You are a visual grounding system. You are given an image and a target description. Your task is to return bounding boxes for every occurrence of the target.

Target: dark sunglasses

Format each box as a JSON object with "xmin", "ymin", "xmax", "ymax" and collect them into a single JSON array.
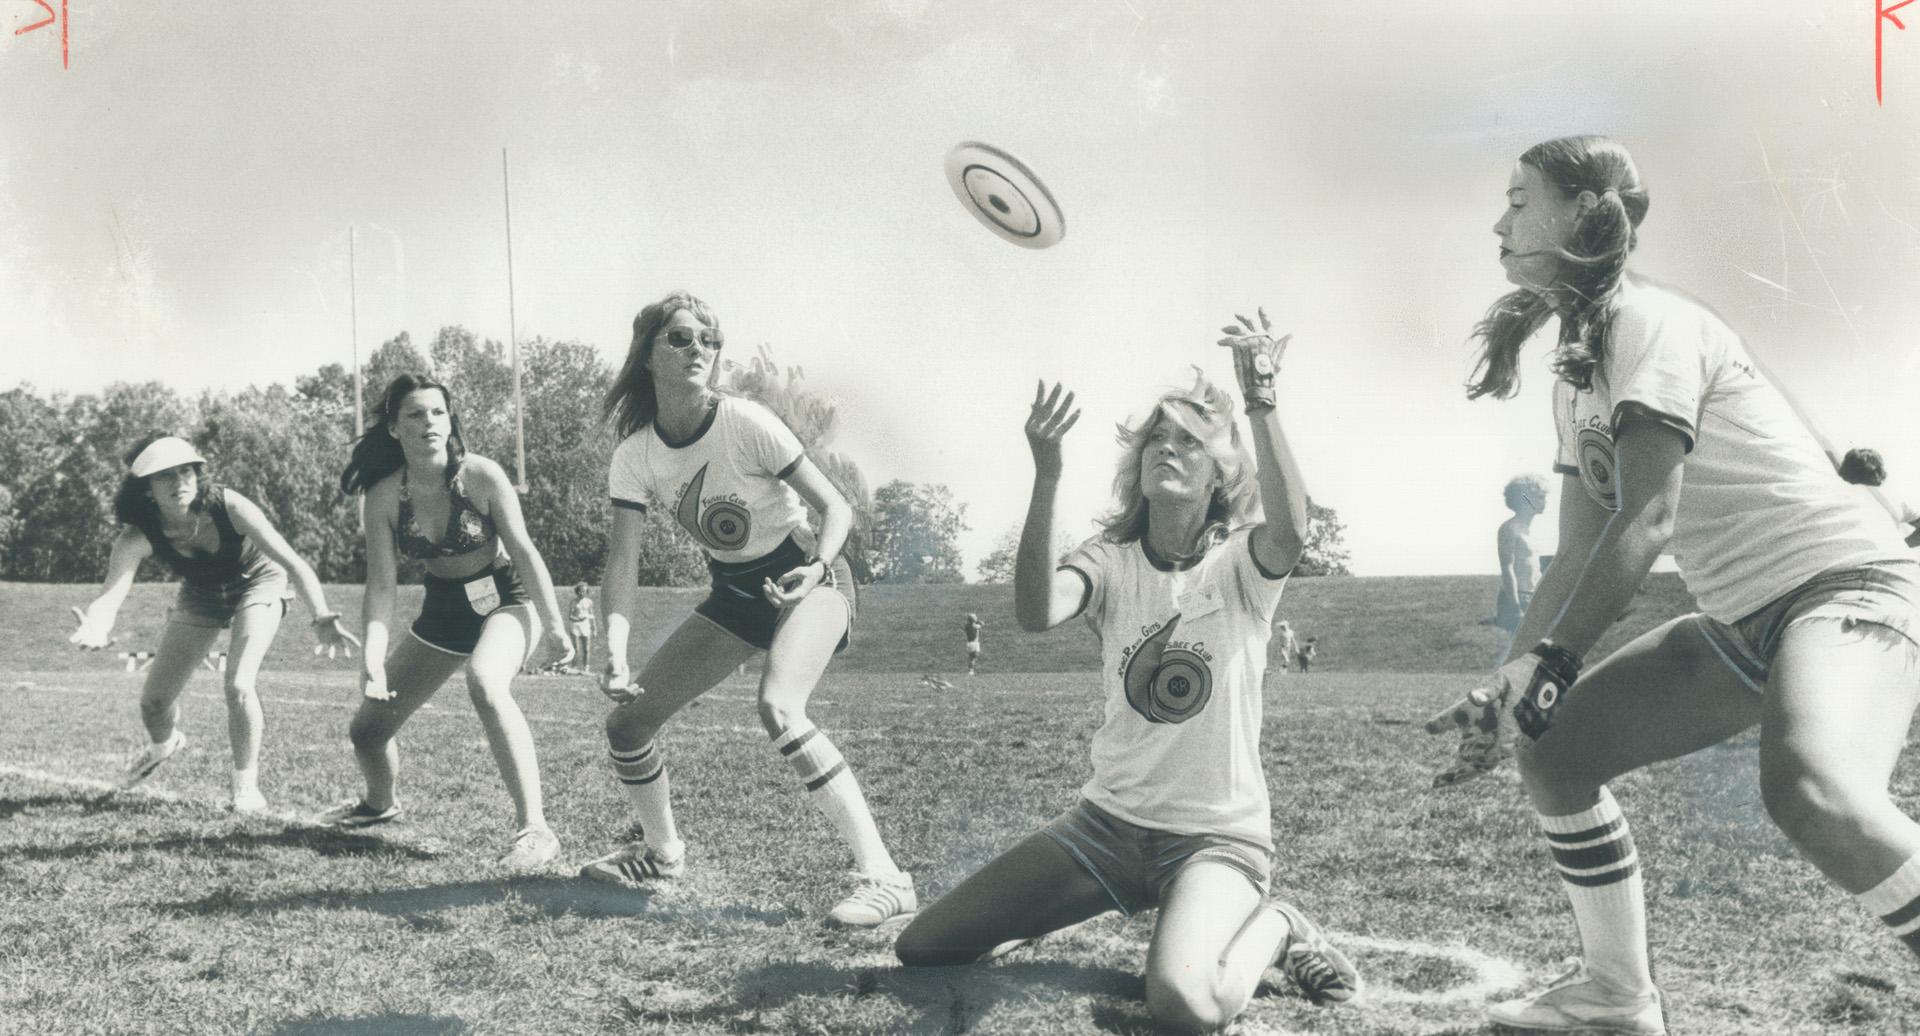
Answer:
[{"xmin": 661, "ymin": 326, "xmax": 725, "ymax": 351}]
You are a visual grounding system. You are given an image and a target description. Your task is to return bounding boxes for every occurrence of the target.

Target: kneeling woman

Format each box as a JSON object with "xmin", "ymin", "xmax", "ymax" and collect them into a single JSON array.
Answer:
[
  {"xmin": 71, "ymin": 434, "xmax": 359, "ymax": 811},
  {"xmin": 581, "ymin": 291, "xmax": 913, "ymax": 927},
  {"xmin": 895, "ymin": 317, "xmax": 1360, "ymax": 1033},
  {"xmin": 329, "ymin": 373, "xmax": 574, "ymax": 870}
]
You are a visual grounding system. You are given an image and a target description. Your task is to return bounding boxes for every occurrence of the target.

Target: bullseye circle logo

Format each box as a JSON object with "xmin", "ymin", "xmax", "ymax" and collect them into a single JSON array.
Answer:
[
  {"xmin": 1575, "ymin": 427, "xmax": 1619, "ymax": 510},
  {"xmin": 1121, "ymin": 616, "xmax": 1214, "ymax": 725},
  {"xmin": 700, "ymin": 501, "xmax": 752, "ymax": 551}
]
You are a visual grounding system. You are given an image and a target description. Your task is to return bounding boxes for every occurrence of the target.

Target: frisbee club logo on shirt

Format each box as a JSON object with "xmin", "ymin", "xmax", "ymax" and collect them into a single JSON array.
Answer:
[
  {"xmin": 674, "ymin": 463, "xmax": 754, "ymax": 551},
  {"xmin": 1119, "ymin": 615, "xmax": 1214, "ymax": 724}
]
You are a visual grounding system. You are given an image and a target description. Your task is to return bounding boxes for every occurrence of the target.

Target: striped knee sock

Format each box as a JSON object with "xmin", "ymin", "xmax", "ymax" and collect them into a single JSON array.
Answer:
[
  {"xmin": 771, "ymin": 723, "xmax": 898, "ymax": 876},
  {"xmin": 1540, "ymin": 787, "xmax": 1652, "ymax": 993},
  {"xmin": 1857, "ymin": 853, "xmax": 1920, "ymax": 956},
  {"xmin": 609, "ymin": 742, "xmax": 680, "ymax": 850}
]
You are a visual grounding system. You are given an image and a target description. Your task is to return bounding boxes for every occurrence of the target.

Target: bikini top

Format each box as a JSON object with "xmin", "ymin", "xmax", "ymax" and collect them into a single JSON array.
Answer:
[{"xmin": 395, "ymin": 462, "xmax": 496, "ymax": 561}]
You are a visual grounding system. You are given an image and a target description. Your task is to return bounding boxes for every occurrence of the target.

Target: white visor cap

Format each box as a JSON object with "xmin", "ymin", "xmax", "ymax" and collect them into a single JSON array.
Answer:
[{"xmin": 128, "ymin": 437, "xmax": 207, "ymax": 478}]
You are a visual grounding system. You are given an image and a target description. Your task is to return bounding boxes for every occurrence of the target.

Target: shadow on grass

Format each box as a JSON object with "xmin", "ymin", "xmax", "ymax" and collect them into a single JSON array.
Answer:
[
  {"xmin": 156, "ymin": 874, "xmax": 792, "ymax": 927},
  {"xmin": 0, "ymin": 789, "xmax": 188, "ymax": 821},
  {"xmin": 263, "ymin": 1013, "xmax": 469, "ymax": 1035},
  {"xmin": 605, "ymin": 955, "xmax": 1141, "ymax": 1033},
  {"xmin": 1, "ymin": 820, "xmax": 446, "ymax": 862}
]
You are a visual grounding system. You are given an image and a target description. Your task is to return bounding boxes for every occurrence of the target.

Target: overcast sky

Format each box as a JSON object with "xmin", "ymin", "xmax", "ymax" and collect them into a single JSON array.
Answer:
[{"xmin": 6, "ymin": 1, "xmax": 1917, "ymax": 575}]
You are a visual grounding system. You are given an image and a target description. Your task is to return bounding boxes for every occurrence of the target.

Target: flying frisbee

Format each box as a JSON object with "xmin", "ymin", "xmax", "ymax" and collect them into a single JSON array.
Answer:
[{"xmin": 944, "ymin": 141, "xmax": 1065, "ymax": 249}]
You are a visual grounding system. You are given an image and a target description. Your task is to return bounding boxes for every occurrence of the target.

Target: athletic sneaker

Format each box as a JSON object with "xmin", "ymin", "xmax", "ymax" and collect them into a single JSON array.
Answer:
[
  {"xmin": 1270, "ymin": 899, "xmax": 1361, "ymax": 1005},
  {"xmin": 315, "ymin": 799, "xmax": 402, "ymax": 829},
  {"xmin": 228, "ymin": 787, "xmax": 269, "ymax": 814},
  {"xmin": 828, "ymin": 871, "xmax": 918, "ymax": 927},
  {"xmin": 120, "ymin": 730, "xmax": 187, "ymax": 789},
  {"xmin": 578, "ymin": 840, "xmax": 686, "ymax": 885},
  {"xmin": 1488, "ymin": 960, "xmax": 1665, "ymax": 1034},
  {"xmin": 500, "ymin": 824, "xmax": 561, "ymax": 871}
]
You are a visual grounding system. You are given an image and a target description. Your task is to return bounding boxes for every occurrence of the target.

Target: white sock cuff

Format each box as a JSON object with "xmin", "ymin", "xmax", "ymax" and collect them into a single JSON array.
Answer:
[
  {"xmin": 1858, "ymin": 853, "xmax": 1920, "ymax": 918},
  {"xmin": 1539, "ymin": 786, "xmax": 1623, "ymax": 836}
]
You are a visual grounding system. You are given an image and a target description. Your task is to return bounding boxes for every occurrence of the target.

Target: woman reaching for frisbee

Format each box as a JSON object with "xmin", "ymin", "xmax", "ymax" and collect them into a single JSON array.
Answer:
[
  {"xmin": 580, "ymin": 291, "xmax": 914, "ymax": 927},
  {"xmin": 1427, "ymin": 135, "xmax": 1920, "ymax": 1035},
  {"xmin": 895, "ymin": 317, "xmax": 1360, "ymax": 1032},
  {"xmin": 328, "ymin": 373, "xmax": 574, "ymax": 870},
  {"xmin": 69, "ymin": 433, "xmax": 360, "ymax": 812}
]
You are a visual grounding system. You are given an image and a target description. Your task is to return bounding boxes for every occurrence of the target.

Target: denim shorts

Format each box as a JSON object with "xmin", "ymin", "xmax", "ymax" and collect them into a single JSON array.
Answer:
[
  {"xmin": 1041, "ymin": 799, "xmax": 1271, "ymax": 916},
  {"xmin": 171, "ymin": 567, "xmax": 291, "ymax": 629},
  {"xmin": 1696, "ymin": 558, "xmax": 1920, "ymax": 691}
]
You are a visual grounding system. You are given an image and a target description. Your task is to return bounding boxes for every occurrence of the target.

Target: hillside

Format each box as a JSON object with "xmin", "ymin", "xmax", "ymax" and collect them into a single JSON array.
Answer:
[{"xmin": 8, "ymin": 573, "xmax": 1699, "ymax": 677}]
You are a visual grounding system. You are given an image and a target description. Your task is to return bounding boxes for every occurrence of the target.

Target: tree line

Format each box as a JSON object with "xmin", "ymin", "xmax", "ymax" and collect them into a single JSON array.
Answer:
[{"xmin": 0, "ymin": 328, "xmax": 1349, "ymax": 585}]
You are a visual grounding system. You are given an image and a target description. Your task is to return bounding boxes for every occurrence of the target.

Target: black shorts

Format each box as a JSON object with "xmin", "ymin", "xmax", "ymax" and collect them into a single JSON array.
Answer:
[
  {"xmin": 694, "ymin": 536, "xmax": 856, "ymax": 652},
  {"xmin": 411, "ymin": 560, "xmax": 532, "ymax": 655}
]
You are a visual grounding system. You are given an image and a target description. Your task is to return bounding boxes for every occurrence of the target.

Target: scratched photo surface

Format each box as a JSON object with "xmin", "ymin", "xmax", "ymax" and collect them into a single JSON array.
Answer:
[{"xmin": 5, "ymin": 3, "xmax": 1920, "ymax": 1034}]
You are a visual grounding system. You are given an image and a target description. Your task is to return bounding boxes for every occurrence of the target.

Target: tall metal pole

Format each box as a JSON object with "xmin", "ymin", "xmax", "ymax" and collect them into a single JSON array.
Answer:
[
  {"xmin": 349, "ymin": 226, "xmax": 363, "ymax": 438},
  {"xmin": 503, "ymin": 148, "xmax": 528, "ymax": 492}
]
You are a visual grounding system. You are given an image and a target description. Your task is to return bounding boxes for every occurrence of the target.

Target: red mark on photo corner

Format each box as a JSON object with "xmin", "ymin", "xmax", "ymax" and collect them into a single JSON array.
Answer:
[
  {"xmin": 1881, "ymin": 0, "xmax": 1917, "ymax": 104},
  {"xmin": 12, "ymin": 0, "xmax": 68, "ymax": 70}
]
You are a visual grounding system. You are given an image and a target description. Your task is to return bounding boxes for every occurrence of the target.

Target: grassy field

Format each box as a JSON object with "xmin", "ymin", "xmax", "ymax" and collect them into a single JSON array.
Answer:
[{"xmin": 5, "ymin": 578, "xmax": 1919, "ymax": 1035}]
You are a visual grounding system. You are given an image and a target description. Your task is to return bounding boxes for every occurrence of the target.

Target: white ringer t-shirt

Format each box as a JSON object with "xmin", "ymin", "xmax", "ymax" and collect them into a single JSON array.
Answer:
[
  {"xmin": 1062, "ymin": 526, "xmax": 1289, "ymax": 850},
  {"xmin": 608, "ymin": 397, "xmax": 810, "ymax": 564},
  {"xmin": 1553, "ymin": 275, "xmax": 1907, "ymax": 622}
]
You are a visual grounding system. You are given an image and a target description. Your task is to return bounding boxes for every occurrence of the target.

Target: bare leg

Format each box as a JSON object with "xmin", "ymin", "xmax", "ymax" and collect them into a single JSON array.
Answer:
[
  {"xmin": 895, "ymin": 828, "xmax": 1116, "ymax": 966},
  {"xmin": 221, "ymin": 601, "xmax": 283, "ymax": 776},
  {"xmin": 136, "ymin": 620, "xmax": 223, "ymax": 744},
  {"xmin": 346, "ymin": 634, "xmax": 465, "ymax": 811},
  {"xmin": 463, "ymin": 606, "xmax": 546, "ymax": 829},
  {"xmin": 1145, "ymin": 861, "xmax": 1286, "ymax": 1034}
]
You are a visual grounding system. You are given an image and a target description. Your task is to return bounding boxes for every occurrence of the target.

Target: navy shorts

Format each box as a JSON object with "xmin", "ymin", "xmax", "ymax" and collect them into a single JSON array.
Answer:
[
  {"xmin": 1041, "ymin": 799, "xmax": 1272, "ymax": 916},
  {"xmin": 411, "ymin": 560, "xmax": 532, "ymax": 656},
  {"xmin": 694, "ymin": 537, "xmax": 856, "ymax": 652}
]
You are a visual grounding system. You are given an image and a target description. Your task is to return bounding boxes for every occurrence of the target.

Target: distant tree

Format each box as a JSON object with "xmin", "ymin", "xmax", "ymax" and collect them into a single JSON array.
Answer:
[
  {"xmin": 869, "ymin": 480, "xmax": 968, "ymax": 583},
  {"xmin": 974, "ymin": 522, "xmax": 1077, "ymax": 584},
  {"xmin": 197, "ymin": 384, "xmax": 363, "ymax": 582},
  {"xmin": 1295, "ymin": 500, "xmax": 1353, "ymax": 577}
]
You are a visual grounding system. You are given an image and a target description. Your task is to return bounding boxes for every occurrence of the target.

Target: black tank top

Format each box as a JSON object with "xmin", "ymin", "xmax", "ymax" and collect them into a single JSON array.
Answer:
[{"xmin": 134, "ymin": 486, "xmax": 273, "ymax": 588}]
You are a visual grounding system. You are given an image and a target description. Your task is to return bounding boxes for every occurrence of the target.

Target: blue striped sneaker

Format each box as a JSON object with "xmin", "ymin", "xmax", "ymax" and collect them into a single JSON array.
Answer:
[
  {"xmin": 1270, "ymin": 899, "xmax": 1361, "ymax": 1005},
  {"xmin": 578, "ymin": 839, "xmax": 686, "ymax": 885},
  {"xmin": 828, "ymin": 871, "xmax": 917, "ymax": 927}
]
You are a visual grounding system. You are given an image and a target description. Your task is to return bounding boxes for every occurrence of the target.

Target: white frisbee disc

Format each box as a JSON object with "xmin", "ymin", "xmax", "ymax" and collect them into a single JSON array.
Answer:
[{"xmin": 944, "ymin": 141, "xmax": 1065, "ymax": 249}]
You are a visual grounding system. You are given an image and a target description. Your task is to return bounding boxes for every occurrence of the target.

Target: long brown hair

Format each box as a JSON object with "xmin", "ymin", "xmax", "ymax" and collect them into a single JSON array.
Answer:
[
  {"xmin": 604, "ymin": 291, "xmax": 722, "ymax": 438},
  {"xmin": 1467, "ymin": 135, "xmax": 1649, "ymax": 400},
  {"xmin": 339, "ymin": 373, "xmax": 468, "ymax": 495}
]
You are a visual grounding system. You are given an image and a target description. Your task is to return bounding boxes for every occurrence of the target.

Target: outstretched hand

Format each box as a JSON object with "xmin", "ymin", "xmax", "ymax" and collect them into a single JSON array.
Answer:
[
  {"xmin": 68, "ymin": 606, "xmax": 115, "ymax": 651},
  {"xmin": 1025, "ymin": 381, "xmax": 1081, "ymax": 480},
  {"xmin": 311, "ymin": 615, "xmax": 362, "ymax": 661},
  {"xmin": 1216, "ymin": 308, "xmax": 1290, "ymax": 412},
  {"xmin": 1425, "ymin": 646, "xmax": 1581, "ymax": 788}
]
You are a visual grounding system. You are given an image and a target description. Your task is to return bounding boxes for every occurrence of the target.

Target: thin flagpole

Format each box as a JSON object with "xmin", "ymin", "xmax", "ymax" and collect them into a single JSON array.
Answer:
[
  {"xmin": 349, "ymin": 226, "xmax": 363, "ymax": 438},
  {"xmin": 503, "ymin": 148, "xmax": 528, "ymax": 492}
]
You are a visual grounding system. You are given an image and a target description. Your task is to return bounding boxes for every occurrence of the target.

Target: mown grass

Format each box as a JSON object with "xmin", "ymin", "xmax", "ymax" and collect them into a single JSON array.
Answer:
[{"xmin": 5, "ymin": 577, "xmax": 1919, "ymax": 1035}]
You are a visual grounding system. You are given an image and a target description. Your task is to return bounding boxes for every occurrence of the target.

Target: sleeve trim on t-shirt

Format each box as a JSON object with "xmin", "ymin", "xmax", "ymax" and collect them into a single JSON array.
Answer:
[
  {"xmin": 1611, "ymin": 400, "xmax": 1696, "ymax": 454},
  {"xmin": 611, "ymin": 496, "xmax": 648, "ymax": 513},
  {"xmin": 1247, "ymin": 534, "xmax": 1294, "ymax": 581},
  {"xmin": 1057, "ymin": 564, "xmax": 1093, "ymax": 618},
  {"xmin": 775, "ymin": 455, "xmax": 803, "ymax": 480}
]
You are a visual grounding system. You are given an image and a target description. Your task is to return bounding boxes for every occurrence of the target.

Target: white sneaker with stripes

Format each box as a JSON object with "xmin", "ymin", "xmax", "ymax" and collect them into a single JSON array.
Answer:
[
  {"xmin": 828, "ymin": 871, "xmax": 917, "ymax": 927},
  {"xmin": 1488, "ymin": 960, "xmax": 1666, "ymax": 1034},
  {"xmin": 121, "ymin": 730, "xmax": 186, "ymax": 789},
  {"xmin": 578, "ymin": 839, "xmax": 686, "ymax": 885}
]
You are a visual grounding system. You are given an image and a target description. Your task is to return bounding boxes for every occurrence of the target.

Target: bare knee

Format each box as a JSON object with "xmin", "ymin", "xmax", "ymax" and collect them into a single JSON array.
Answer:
[
  {"xmin": 894, "ymin": 917, "xmax": 973, "ymax": 968},
  {"xmin": 1146, "ymin": 973, "xmax": 1231, "ymax": 1034},
  {"xmin": 223, "ymin": 675, "xmax": 257, "ymax": 704},
  {"xmin": 1761, "ymin": 764, "xmax": 1874, "ymax": 849},
  {"xmin": 757, "ymin": 697, "xmax": 807, "ymax": 737},
  {"xmin": 347, "ymin": 709, "xmax": 386, "ymax": 754},
  {"xmin": 604, "ymin": 703, "xmax": 662, "ymax": 749},
  {"xmin": 466, "ymin": 673, "xmax": 515, "ymax": 714}
]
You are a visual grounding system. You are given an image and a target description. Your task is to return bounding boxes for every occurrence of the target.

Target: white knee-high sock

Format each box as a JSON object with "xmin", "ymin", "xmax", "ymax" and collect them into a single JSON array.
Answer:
[
  {"xmin": 1539, "ymin": 787, "xmax": 1652, "ymax": 993},
  {"xmin": 771, "ymin": 723, "xmax": 899, "ymax": 876},
  {"xmin": 1857, "ymin": 853, "xmax": 1920, "ymax": 957},
  {"xmin": 609, "ymin": 742, "xmax": 681, "ymax": 851}
]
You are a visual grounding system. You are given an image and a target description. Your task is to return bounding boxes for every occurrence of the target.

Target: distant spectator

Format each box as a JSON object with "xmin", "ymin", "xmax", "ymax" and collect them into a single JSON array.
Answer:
[
  {"xmin": 1272, "ymin": 619, "xmax": 1298, "ymax": 675},
  {"xmin": 1490, "ymin": 475, "xmax": 1548, "ymax": 633},
  {"xmin": 963, "ymin": 612, "xmax": 984, "ymax": 675},
  {"xmin": 1296, "ymin": 636, "xmax": 1318, "ymax": 673},
  {"xmin": 569, "ymin": 583, "xmax": 598, "ymax": 672}
]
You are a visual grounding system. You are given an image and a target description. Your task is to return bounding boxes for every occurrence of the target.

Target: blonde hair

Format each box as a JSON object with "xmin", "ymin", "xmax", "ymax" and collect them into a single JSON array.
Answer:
[{"xmin": 1097, "ymin": 369, "xmax": 1259, "ymax": 549}]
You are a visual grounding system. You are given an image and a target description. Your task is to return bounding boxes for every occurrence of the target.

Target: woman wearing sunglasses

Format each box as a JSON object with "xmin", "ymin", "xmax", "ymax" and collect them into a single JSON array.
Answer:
[{"xmin": 580, "ymin": 291, "xmax": 915, "ymax": 927}]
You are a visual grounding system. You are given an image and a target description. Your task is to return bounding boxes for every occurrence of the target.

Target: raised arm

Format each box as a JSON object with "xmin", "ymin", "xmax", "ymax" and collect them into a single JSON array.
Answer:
[
  {"xmin": 70, "ymin": 526, "xmax": 153, "ymax": 649},
  {"xmin": 223, "ymin": 491, "xmax": 359, "ymax": 656},
  {"xmin": 1219, "ymin": 308, "xmax": 1308, "ymax": 575},
  {"xmin": 1015, "ymin": 381, "xmax": 1089, "ymax": 632}
]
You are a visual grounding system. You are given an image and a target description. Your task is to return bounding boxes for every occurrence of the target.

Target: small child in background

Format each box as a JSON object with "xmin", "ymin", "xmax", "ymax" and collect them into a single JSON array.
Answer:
[
  {"xmin": 569, "ymin": 582, "xmax": 598, "ymax": 674},
  {"xmin": 1296, "ymin": 636, "xmax": 1318, "ymax": 674}
]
